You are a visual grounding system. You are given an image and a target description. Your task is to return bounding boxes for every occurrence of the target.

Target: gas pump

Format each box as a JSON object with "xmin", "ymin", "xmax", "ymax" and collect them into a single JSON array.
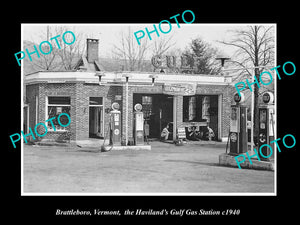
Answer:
[
  {"xmin": 134, "ymin": 103, "xmax": 144, "ymax": 146},
  {"xmin": 110, "ymin": 102, "xmax": 121, "ymax": 146},
  {"xmin": 258, "ymin": 92, "xmax": 275, "ymax": 160},
  {"xmin": 229, "ymin": 93, "xmax": 248, "ymax": 155}
]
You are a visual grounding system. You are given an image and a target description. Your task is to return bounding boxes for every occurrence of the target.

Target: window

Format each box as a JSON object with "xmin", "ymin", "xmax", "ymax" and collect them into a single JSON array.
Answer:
[
  {"xmin": 142, "ymin": 96, "xmax": 152, "ymax": 120},
  {"xmin": 48, "ymin": 96, "xmax": 70, "ymax": 105},
  {"xmin": 142, "ymin": 96, "xmax": 152, "ymax": 105},
  {"xmin": 188, "ymin": 96, "xmax": 196, "ymax": 121},
  {"xmin": 89, "ymin": 97, "xmax": 104, "ymax": 138},
  {"xmin": 89, "ymin": 97, "xmax": 103, "ymax": 105},
  {"xmin": 183, "ymin": 96, "xmax": 203, "ymax": 122},
  {"xmin": 47, "ymin": 96, "xmax": 71, "ymax": 131}
]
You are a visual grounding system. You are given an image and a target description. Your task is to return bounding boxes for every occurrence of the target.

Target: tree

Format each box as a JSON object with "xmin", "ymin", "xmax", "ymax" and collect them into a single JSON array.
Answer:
[
  {"xmin": 152, "ymin": 34, "xmax": 176, "ymax": 56},
  {"xmin": 219, "ymin": 25, "xmax": 275, "ymax": 139},
  {"xmin": 183, "ymin": 37, "xmax": 221, "ymax": 74},
  {"xmin": 112, "ymin": 27, "xmax": 151, "ymax": 71},
  {"xmin": 25, "ymin": 26, "xmax": 59, "ymax": 72},
  {"xmin": 25, "ymin": 25, "xmax": 85, "ymax": 73},
  {"xmin": 52, "ymin": 26, "xmax": 85, "ymax": 70}
]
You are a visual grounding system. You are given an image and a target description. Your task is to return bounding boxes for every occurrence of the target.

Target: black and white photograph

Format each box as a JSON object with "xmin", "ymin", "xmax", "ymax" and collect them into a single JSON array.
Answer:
[
  {"xmin": 20, "ymin": 23, "xmax": 276, "ymax": 195},
  {"xmin": 4, "ymin": 4, "xmax": 298, "ymax": 223}
]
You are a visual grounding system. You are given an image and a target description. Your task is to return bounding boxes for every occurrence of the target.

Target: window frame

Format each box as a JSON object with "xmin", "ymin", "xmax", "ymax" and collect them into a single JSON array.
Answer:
[
  {"xmin": 46, "ymin": 96, "xmax": 71, "ymax": 132},
  {"xmin": 183, "ymin": 95, "xmax": 204, "ymax": 122},
  {"xmin": 142, "ymin": 95, "xmax": 153, "ymax": 120},
  {"xmin": 88, "ymin": 97, "xmax": 104, "ymax": 138},
  {"xmin": 89, "ymin": 97, "xmax": 103, "ymax": 106}
]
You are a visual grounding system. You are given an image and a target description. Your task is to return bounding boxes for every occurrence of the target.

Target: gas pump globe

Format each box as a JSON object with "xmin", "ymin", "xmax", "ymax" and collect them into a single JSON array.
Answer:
[
  {"xmin": 258, "ymin": 92, "xmax": 275, "ymax": 161},
  {"xmin": 229, "ymin": 93, "xmax": 248, "ymax": 155}
]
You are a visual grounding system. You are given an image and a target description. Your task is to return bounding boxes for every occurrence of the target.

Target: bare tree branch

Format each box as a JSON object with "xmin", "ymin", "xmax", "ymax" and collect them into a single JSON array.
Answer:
[
  {"xmin": 112, "ymin": 27, "xmax": 150, "ymax": 71},
  {"xmin": 152, "ymin": 34, "xmax": 176, "ymax": 56},
  {"xmin": 219, "ymin": 40, "xmax": 255, "ymax": 65},
  {"xmin": 219, "ymin": 25, "xmax": 275, "ymax": 137}
]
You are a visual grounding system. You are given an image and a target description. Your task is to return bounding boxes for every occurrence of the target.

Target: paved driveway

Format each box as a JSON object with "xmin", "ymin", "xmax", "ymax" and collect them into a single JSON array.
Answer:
[{"xmin": 23, "ymin": 142, "xmax": 274, "ymax": 194}]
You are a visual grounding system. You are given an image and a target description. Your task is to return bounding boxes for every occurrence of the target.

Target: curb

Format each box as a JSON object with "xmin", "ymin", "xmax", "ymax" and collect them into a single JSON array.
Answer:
[{"xmin": 219, "ymin": 153, "xmax": 274, "ymax": 171}]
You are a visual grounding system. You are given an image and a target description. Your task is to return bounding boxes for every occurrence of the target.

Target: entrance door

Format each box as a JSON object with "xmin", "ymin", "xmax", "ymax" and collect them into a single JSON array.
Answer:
[
  {"xmin": 89, "ymin": 106, "xmax": 103, "ymax": 138},
  {"xmin": 89, "ymin": 97, "xmax": 104, "ymax": 138},
  {"xmin": 133, "ymin": 94, "xmax": 173, "ymax": 138},
  {"xmin": 152, "ymin": 95, "xmax": 173, "ymax": 138},
  {"xmin": 23, "ymin": 105, "xmax": 29, "ymax": 134}
]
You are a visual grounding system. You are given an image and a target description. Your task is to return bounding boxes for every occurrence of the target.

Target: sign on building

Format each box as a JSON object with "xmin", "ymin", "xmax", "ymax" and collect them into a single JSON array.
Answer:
[
  {"xmin": 151, "ymin": 55, "xmax": 200, "ymax": 73},
  {"xmin": 163, "ymin": 83, "xmax": 196, "ymax": 96},
  {"xmin": 177, "ymin": 127, "xmax": 186, "ymax": 139}
]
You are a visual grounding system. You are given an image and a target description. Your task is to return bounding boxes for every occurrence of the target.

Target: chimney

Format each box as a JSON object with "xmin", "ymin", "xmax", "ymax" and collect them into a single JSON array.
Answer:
[{"xmin": 87, "ymin": 38, "xmax": 99, "ymax": 63}]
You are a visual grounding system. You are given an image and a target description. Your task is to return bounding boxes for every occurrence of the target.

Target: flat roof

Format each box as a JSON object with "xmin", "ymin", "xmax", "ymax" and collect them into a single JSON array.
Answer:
[{"xmin": 25, "ymin": 71, "xmax": 233, "ymax": 86}]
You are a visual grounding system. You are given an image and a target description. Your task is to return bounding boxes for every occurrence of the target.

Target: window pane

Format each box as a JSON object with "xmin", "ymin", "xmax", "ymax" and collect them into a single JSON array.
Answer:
[
  {"xmin": 183, "ymin": 96, "xmax": 203, "ymax": 122},
  {"xmin": 48, "ymin": 106, "xmax": 71, "ymax": 130},
  {"xmin": 189, "ymin": 96, "xmax": 196, "ymax": 121},
  {"xmin": 48, "ymin": 96, "xmax": 70, "ymax": 105},
  {"xmin": 89, "ymin": 97, "xmax": 103, "ymax": 105},
  {"xmin": 183, "ymin": 96, "xmax": 189, "ymax": 122},
  {"xmin": 142, "ymin": 96, "xmax": 152, "ymax": 119},
  {"xmin": 142, "ymin": 96, "xmax": 152, "ymax": 105}
]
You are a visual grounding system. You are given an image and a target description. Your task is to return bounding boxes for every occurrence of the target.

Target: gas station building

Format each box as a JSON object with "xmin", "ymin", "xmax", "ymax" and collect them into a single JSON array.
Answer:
[
  {"xmin": 24, "ymin": 39, "xmax": 236, "ymax": 145},
  {"xmin": 24, "ymin": 71, "xmax": 235, "ymax": 143}
]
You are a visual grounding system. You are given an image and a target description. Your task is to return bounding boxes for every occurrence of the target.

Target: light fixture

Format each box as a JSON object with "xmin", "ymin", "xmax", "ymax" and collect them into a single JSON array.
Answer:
[
  {"xmin": 216, "ymin": 55, "xmax": 231, "ymax": 67},
  {"xmin": 149, "ymin": 74, "xmax": 158, "ymax": 86},
  {"xmin": 95, "ymin": 71, "xmax": 106, "ymax": 85},
  {"xmin": 122, "ymin": 74, "xmax": 132, "ymax": 83}
]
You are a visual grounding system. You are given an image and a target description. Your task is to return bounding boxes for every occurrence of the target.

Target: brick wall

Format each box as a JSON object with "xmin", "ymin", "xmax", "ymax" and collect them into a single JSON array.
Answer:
[
  {"xmin": 26, "ymin": 80, "xmax": 235, "ymax": 142},
  {"xmin": 27, "ymin": 82, "xmax": 113, "ymax": 141},
  {"xmin": 26, "ymin": 84, "xmax": 39, "ymax": 130},
  {"xmin": 194, "ymin": 84, "xmax": 235, "ymax": 139},
  {"xmin": 39, "ymin": 82, "xmax": 76, "ymax": 141},
  {"xmin": 127, "ymin": 83, "xmax": 235, "ymax": 140},
  {"xmin": 175, "ymin": 95, "xmax": 183, "ymax": 127},
  {"xmin": 126, "ymin": 85, "xmax": 164, "ymax": 140},
  {"xmin": 82, "ymin": 83, "xmax": 114, "ymax": 140}
]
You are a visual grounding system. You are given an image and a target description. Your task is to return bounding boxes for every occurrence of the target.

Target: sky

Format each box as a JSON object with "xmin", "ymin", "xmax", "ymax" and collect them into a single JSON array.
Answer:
[{"xmin": 22, "ymin": 23, "xmax": 258, "ymax": 59}]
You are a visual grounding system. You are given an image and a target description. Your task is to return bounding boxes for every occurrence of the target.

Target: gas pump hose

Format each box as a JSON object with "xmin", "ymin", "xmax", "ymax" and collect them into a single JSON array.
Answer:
[
  {"xmin": 100, "ymin": 121, "xmax": 114, "ymax": 152},
  {"xmin": 225, "ymin": 131, "xmax": 231, "ymax": 154}
]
